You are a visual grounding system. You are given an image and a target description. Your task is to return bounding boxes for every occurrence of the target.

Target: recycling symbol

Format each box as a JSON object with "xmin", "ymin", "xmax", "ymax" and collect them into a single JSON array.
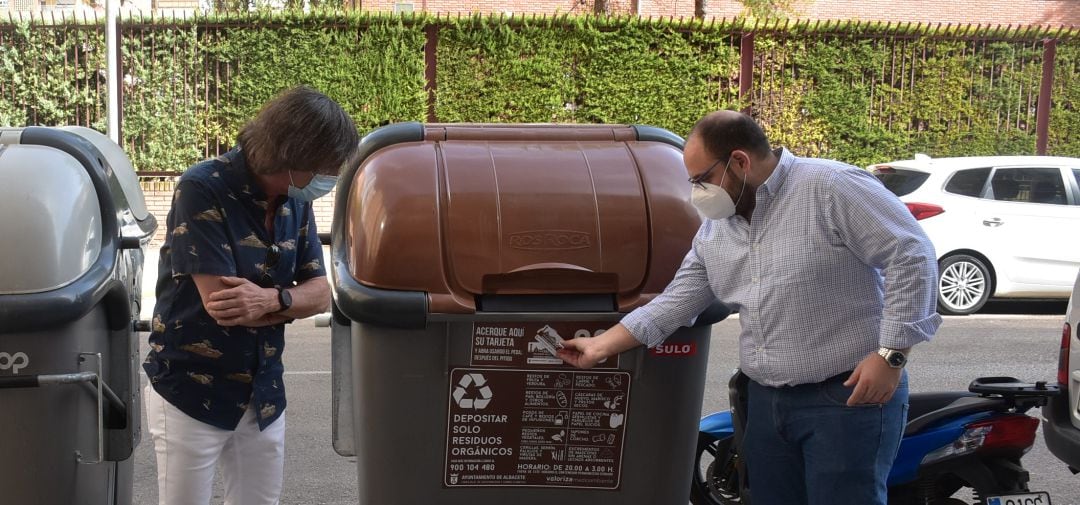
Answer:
[{"xmin": 453, "ymin": 373, "xmax": 493, "ymax": 410}]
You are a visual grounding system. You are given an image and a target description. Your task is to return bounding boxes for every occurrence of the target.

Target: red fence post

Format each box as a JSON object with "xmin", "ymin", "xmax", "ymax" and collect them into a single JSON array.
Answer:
[
  {"xmin": 425, "ymin": 23, "xmax": 439, "ymax": 123},
  {"xmin": 1036, "ymin": 38, "xmax": 1056, "ymax": 155},
  {"xmin": 115, "ymin": 11, "xmax": 124, "ymax": 143},
  {"xmin": 740, "ymin": 31, "xmax": 754, "ymax": 115}
]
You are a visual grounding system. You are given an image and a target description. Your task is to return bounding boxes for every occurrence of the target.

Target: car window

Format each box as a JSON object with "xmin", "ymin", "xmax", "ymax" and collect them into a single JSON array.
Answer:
[
  {"xmin": 1073, "ymin": 169, "xmax": 1080, "ymax": 193},
  {"xmin": 944, "ymin": 168, "xmax": 990, "ymax": 197},
  {"xmin": 872, "ymin": 168, "xmax": 929, "ymax": 197},
  {"xmin": 990, "ymin": 167, "xmax": 1067, "ymax": 205}
]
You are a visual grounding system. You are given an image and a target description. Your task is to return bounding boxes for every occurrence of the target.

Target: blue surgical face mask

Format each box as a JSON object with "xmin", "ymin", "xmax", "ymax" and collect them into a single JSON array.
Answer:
[{"xmin": 287, "ymin": 171, "xmax": 337, "ymax": 201}]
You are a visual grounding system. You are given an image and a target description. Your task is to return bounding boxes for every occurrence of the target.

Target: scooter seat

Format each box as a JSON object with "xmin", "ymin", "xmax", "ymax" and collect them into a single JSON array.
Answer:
[
  {"xmin": 905, "ymin": 393, "xmax": 1007, "ymax": 436},
  {"xmin": 907, "ymin": 391, "xmax": 978, "ymax": 420}
]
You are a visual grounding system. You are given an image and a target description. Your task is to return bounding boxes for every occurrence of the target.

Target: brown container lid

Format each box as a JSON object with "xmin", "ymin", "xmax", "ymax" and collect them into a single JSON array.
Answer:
[{"xmin": 335, "ymin": 123, "xmax": 699, "ymax": 322}]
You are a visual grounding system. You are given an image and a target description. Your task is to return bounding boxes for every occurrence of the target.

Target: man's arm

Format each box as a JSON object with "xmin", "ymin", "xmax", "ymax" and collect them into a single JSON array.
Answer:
[
  {"xmin": 196, "ymin": 275, "xmax": 330, "ymax": 327},
  {"xmin": 275, "ymin": 276, "xmax": 330, "ymax": 319},
  {"xmin": 829, "ymin": 168, "xmax": 941, "ymax": 404},
  {"xmin": 558, "ymin": 227, "xmax": 717, "ymax": 368},
  {"xmin": 828, "ymin": 168, "xmax": 942, "ymax": 349}
]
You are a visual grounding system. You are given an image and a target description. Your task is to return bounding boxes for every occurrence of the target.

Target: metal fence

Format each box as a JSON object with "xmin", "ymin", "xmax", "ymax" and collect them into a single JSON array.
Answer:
[
  {"xmin": 745, "ymin": 25, "xmax": 1070, "ymax": 159},
  {"xmin": 0, "ymin": 13, "xmax": 1077, "ymax": 170},
  {"xmin": 0, "ymin": 13, "xmax": 108, "ymax": 128}
]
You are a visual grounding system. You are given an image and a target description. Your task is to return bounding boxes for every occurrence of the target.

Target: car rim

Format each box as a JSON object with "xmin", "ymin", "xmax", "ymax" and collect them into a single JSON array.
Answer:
[{"xmin": 940, "ymin": 260, "xmax": 986, "ymax": 311}]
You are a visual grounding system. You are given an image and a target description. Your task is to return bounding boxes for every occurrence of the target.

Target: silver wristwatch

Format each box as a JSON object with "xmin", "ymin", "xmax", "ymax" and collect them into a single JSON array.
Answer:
[{"xmin": 877, "ymin": 347, "xmax": 907, "ymax": 369}]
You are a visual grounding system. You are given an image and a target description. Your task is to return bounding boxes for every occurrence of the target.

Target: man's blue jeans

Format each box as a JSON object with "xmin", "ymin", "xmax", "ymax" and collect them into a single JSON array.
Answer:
[{"xmin": 742, "ymin": 371, "xmax": 909, "ymax": 505}]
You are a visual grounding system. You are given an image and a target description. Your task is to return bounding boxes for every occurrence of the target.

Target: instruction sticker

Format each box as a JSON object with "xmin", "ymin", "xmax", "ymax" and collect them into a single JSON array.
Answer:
[
  {"xmin": 444, "ymin": 368, "xmax": 631, "ymax": 489},
  {"xmin": 470, "ymin": 322, "xmax": 618, "ymax": 369}
]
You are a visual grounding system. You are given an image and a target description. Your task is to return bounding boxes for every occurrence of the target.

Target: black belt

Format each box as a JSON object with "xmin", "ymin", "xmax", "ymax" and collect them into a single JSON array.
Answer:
[
  {"xmin": 756, "ymin": 370, "xmax": 854, "ymax": 389},
  {"xmin": 823, "ymin": 370, "xmax": 854, "ymax": 384}
]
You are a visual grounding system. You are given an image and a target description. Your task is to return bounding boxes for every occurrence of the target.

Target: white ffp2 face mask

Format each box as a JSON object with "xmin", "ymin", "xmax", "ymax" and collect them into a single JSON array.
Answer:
[
  {"xmin": 690, "ymin": 158, "xmax": 745, "ymax": 220},
  {"xmin": 691, "ymin": 182, "xmax": 738, "ymax": 220}
]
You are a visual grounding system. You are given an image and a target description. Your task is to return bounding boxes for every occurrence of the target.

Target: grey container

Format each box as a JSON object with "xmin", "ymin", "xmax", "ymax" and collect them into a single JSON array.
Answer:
[
  {"xmin": 0, "ymin": 127, "xmax": 156, "ymax": 505},
  {"xmin": 330, "ymin": 122, "xmax": 727, "ymax": 505}
]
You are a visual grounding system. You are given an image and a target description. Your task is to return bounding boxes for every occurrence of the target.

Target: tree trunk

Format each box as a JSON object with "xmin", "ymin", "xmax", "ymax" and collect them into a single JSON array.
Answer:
[
  {"xmin": 594, "ymin": 0, "xmax": 607, "ymax": 14},
  {"xmin": 694, "ymin": 0, "xmax": 706, "ymax": 18}
]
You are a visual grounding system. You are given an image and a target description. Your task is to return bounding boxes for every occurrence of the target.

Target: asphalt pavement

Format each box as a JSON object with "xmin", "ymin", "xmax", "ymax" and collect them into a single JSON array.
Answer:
[{"xmin": 132, "ymin": 249, "xmax": 1079, "ymax": 505}]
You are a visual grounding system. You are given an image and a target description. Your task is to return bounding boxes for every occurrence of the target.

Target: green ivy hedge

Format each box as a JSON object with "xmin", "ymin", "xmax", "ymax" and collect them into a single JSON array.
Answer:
[
  {"xmin": 1049, "ymin": 43, "xmax": 1080, "ymax": 156},
  {"xmin": 752, "ymin": 35, "xmax": 1052, "ymax": 165},
  {"xmin": 0, "ymin": 12, "xmax": 1076, "ymax": 171},
  {"xmin": 436, "ymin": 16, "xmax": 741, "ymax": 135},
  {"xmin": 0, "ymin": 12, "xmax": 427, "ymax": 171}
]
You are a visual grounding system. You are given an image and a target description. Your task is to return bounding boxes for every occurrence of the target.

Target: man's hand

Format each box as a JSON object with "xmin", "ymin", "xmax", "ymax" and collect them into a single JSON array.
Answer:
[
  {"xmin": 843, "ymin": 351, "xmax": 904, "ymax": 406},
  {"xmin": 205, "ymin": 276, "xmax": 277, "ymax": 327},
  {"xmin": 557, "ymin": 324, "xmax": 642, "ymax": 369},
  {"xmin": 557, "ymin": 337, "xmax": 609, "ymax": 369}
]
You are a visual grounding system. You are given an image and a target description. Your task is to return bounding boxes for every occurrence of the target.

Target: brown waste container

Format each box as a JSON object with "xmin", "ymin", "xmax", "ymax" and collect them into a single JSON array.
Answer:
[{"xmin": 330, "ymin": 122, "xmax": 728, "ymax": 505}]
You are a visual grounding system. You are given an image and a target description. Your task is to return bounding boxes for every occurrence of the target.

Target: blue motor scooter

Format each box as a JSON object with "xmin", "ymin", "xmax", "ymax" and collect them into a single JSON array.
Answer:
[{"xmin": 691, "ymin": 372, "xmax": 1060, "ymax": 505}]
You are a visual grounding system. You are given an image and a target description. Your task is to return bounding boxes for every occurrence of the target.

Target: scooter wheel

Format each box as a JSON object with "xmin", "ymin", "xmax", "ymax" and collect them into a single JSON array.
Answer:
[{"xmin": 690, "ymin": 432, "xmax": 743, "ymax": 505}]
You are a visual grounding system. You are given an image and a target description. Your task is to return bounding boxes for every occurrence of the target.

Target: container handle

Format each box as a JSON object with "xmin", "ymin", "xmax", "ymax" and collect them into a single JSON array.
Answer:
[{"xmin": 482, "ymin": 263, "xmax": 618, "ymax": 294}]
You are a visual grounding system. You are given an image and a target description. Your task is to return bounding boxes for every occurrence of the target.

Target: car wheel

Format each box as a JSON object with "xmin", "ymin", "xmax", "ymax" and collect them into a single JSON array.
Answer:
[{"xmin": 937, "ymin": 254, "xmax": 991, "ymax": 315}]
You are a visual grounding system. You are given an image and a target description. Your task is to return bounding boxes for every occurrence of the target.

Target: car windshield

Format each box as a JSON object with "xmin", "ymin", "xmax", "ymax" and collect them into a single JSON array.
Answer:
[{"xmin": 873, "ymin": 168, "xmax": 930, "ymax": 196}]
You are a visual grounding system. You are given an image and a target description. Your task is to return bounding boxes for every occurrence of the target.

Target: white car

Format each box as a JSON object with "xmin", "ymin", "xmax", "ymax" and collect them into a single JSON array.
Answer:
[
  {"xmin": 1043, "ymin": 271, "xmax": 1080, "ymax": 472},
  {"xmin": 871, "ymin": 155, "xmax": 1080, "ymax": 314}
]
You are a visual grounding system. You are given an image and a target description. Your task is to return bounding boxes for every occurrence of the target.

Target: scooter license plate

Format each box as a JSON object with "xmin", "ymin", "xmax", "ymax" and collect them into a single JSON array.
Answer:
[{"xmin": 986, "ymin": 492, "xmax": 1052, "ymax": 505}]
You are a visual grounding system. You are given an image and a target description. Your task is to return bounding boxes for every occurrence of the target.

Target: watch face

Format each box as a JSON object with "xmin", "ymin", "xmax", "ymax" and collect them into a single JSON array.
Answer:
[
  {"xmin": 280, "ymin": 289, "xmax": 292, "ymax": 310},
  {"xmin": 888, "ymin": 353, "xmax": 905, "ymax": 367}
]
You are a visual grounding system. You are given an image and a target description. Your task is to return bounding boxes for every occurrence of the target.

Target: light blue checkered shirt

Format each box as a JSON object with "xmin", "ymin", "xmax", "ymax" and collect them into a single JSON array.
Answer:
[{"xmin": 620, "ymin": 148, "xmax": 941, "ymax": 387}]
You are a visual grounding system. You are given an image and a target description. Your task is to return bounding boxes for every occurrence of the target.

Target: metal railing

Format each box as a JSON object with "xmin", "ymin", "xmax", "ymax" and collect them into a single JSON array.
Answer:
[{"xmin": 1, "ymin": 13, "xmax": 1077, "ymax": 168}]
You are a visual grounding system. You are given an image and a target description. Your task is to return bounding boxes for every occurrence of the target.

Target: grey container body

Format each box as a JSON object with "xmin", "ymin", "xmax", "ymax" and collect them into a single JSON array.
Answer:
[
  {"xmin": 0, "ymin": 308, "xmax": 139, "ymax": 505},
  {"xmin": 0, "ymin": 127, "xmax": 155, "ymax": 505},
  {"xmin": 332, "ymin": 314, "xmax": 712, "ymax": 505}
]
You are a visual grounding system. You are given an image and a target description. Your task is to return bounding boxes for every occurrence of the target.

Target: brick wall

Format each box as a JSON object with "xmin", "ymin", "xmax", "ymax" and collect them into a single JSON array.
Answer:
[
  {"xmin": 725, "ymin": 0, "xmax": 1080, "ymax": 26},
  {"xmin": 140, "ymin": 179, "xmax": 337, "ymax": 248},
  {"xmin": 360, "ymin": 0, "xmax": 1080, "ymax": 26},
  {"xmin": 8, "ymin": 0, "xmax": 1075, "ymax": 25},
  {"xmin": 310, "ymin": 188, "xmax": 337, "ymax": 239},
  {"xmin": 141, "ymin": 179, "xmax": 176, "ymax": 247},
  {"xmin": 379, "ymin": 0, "xmax": 639, "ymax": 16}
]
